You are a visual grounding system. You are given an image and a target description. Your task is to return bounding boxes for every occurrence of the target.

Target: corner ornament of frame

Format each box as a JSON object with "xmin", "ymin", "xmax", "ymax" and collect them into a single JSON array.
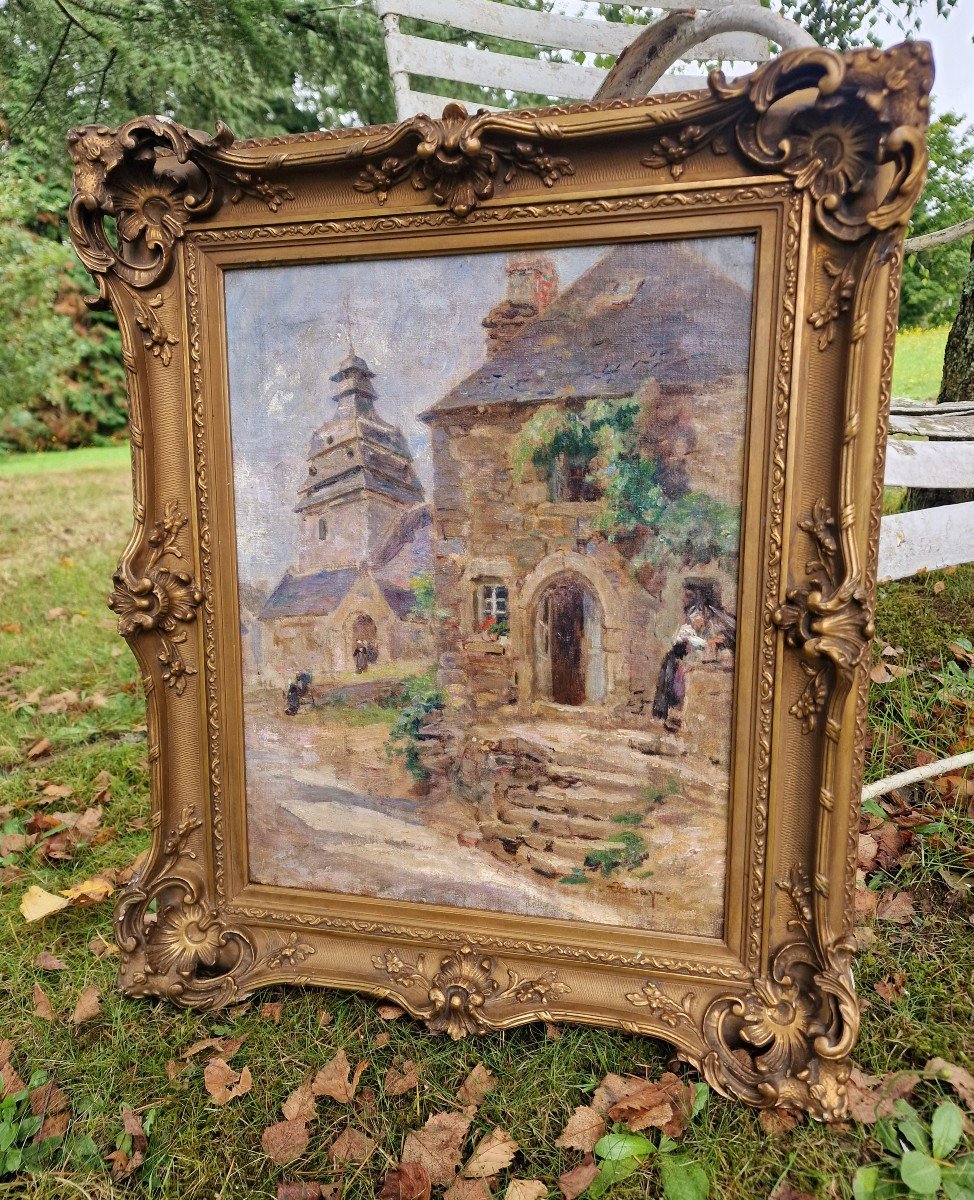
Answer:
[
  {"xmin": 645, "ymin": 42, "xmax": 932, "ymax": 243},
  {"xmin": 352, "ymin": 102, "xmax": 574, "ymax": 218},
  {"xmin": 696, "ymin": 868, "xmax": 857, "ymax": 1119},
  {"xmin": 372, "ymin": 944, "xmax": 571, "ymax": 1039},
  {"xmin": 67, "ymin": 116, "xmax": 293, "ymax": 302}
]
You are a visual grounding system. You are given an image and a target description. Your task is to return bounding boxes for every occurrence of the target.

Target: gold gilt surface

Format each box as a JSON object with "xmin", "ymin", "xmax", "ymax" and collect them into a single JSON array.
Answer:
[{"xmin": 67, "ymin": 42, "xmax": 932, "ymax": 1117}]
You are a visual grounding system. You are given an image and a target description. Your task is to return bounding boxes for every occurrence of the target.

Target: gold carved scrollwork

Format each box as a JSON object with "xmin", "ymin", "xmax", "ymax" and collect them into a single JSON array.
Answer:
[
  {"xmin": 116, "ymin": 806, "xmax": 316, "ymax": 1007},
  {"xmin": 108, "ymin": 501, "xmax": 203, "ymax": 697},
  {"xmin": 643, "ymin": 43, "xmax": 931, "ymax": 244},
  {"xmin": 352, "ymin": 102, "xmax": 574, "ymax": 218},
  {"xmin": 697, "ymin": 869, "xmax": 857, "ymax": 1118},
  {"xmin": 67, "ymin": 117, "xmax": 293, "ymax": 301},
  {"xmin": 372, "ymin": 945, "xmax": 571, "ymax": 1039}
]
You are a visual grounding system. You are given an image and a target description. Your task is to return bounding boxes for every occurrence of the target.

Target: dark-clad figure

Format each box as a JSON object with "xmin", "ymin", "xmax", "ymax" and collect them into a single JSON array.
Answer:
[
  {"xmin": 652, "ymin": 613, "xmax": 708, "ymax": 730},
  {"xmin": 284, "ymin": 679, "xmax": 300, "ymax": 715},
  {"xmin": 353, "ymin": 640, "xmax": 369, "ymax": 674}
]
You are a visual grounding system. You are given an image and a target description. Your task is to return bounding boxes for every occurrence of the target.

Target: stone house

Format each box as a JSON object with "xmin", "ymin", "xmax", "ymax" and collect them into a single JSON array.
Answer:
[
  {"xmin": 257, "ymin": 352, "xmax": 434, "ymax": 687},
  {"xmin": 419, "ymin": 241, "xmax": 753, "ymax": 734}
]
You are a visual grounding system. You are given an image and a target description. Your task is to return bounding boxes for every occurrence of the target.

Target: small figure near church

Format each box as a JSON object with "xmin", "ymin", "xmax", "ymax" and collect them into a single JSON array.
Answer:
[
  {"xmin": 652, "ymin": 612, "xmax": 709, "ymax": 730},
  {"xmin": 353, "ymin": 640, "xmax": 370, "ymax": 674},
  {"xmin": 284, "ymin": 678, "xmax": 301, "ymax": 715}
]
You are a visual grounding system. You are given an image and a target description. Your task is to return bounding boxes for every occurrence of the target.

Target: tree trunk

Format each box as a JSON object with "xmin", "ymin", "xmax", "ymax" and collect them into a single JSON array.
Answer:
[{"xmin": 939, "ymin": 239, "xmax": 974, "ymax": 404}]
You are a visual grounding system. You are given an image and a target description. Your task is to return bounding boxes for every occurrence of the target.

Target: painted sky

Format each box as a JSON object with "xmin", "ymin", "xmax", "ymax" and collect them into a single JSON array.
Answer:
[{"xmin": 225, "ymin": 235, "xmax": 755, "ymax": 596}]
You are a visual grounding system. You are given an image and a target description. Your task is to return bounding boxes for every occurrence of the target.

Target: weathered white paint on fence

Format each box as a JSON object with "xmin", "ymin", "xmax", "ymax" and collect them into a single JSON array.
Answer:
[
  {"xmin": 878, "ymin": 502, "xmax": 974, "ymax": 580},
  {"xmin": 884, "ymin": 439, "xmax": 974, "ymax": 488},
  {"xmin": 887, "ymin": 401, "xmax": 974, "ymax": 441},
  {"xmin": 376, "ymin": 0, "xmax": 769, "ymax": 60}
]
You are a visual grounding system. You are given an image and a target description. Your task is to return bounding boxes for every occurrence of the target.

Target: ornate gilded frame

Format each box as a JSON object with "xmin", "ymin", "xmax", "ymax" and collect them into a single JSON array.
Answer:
[{"xmin": 69, "ymin": 43, "xmax": 931, "ymax": 1118}]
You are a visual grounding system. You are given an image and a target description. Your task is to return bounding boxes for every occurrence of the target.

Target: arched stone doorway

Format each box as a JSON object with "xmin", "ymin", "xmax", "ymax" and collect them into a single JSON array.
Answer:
[
  {"xmin": 348, "ymin": 613, "xmax": 378, "ymax": 669},
  {"xmin": 533, "ymin": 576, "xmax": 605, "ymax": 705}
]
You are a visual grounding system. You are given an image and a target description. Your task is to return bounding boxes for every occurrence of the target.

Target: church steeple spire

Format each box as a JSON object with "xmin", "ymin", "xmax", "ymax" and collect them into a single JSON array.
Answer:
[{"xmin": 293, "ymin": 348, "xmax": 425, "ymax": 574}]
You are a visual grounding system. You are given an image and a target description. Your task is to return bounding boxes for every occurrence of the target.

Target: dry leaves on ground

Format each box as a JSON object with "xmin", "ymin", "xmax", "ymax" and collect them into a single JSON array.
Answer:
[
  {"xmin": 328, "ymin": 1126, "xmax": 377, "ymax": 1165},
  {"xmin": 378, "ymin": 1003, "xmax": 405, "ymax": 1020},
  {"xmin": 70, "ymin": 985, "xmax": 101, "ymax": 1026},
  {"xmin": 107, "ymin": 1107, "xmax": 148, "ymax": 1180},
  {"xmin": 876, "ymin": 889, "xmax": 916, "ymax": 924},
  {"xmin": 554, "ymin": 1105, "xmax": 605, "ymax": 1153},
  {"xmin": 30, "ymin": 1079, "xmax": 71, "ymax": 1142},
  {"xmin": 276, "ymin": 1185, "xmax": 334, "ymax": 1200},
  {"xmin": 385, "ymin": 1059, "xmax": 421, "ymax": 1097},
  {"xmin": 504, "ymin": 1182, "xmax": 547, "ymax": 1200},
  {"xmin": 558, "ymin": 1157, "xmax": 599, "ymax": 1200},
  {"xmin": 462, "ymin": 1127, "xmax": 519, "ymax": 1179},
  {"xmin": 846, "ymin": 1066, "xmax": 921, "ymax": 1123},
  {"xmin": 20, "ymin": 874, "xmax": 115, "ymax": 923},
  {"xmin": 925, "ymin": 1057, "xmax": 974, "ymax": 1110},
  {"xmin": 401, "ymin": 1111, "xmax": 472, "ymax": 1187},
  {"xmin": 262, "ymin": 1118, "xmax": 310, "ymax": 1165},
  {"xmin": 874, "ymin": 972, "xmax": 907, "ymax": 1002},
  {"xmin": 769, "ymin": 1182, "xmax": 817, "ymax": 1200},
  {"xmin": 203, "ymin": 1057, "xmax": 253, "ymax": 1106},
  {"xmin": 181, "ymin": 1034, "xmax": 247, "ymax": 1061},
  {"xmin": 261, "ymin": 1001, "xmax": 284, "ymax": 1024},
  {"xmin": 282, "ymin": 1080, "xmax": 318, "ymax": 1124},
  {"xmin": 312, "ymin": 1049, "xmax": 367, "ymax": 1104},
  {"xmin": 457, "ymin": 1064, "xmax": 496, "ymax": 1108},
  {"xmin": 34, "ymin": 951, "xmax": 67, "ymax": 971},
  {"xmin": 444, "ymin": 1181, "xmax": 492, "ymax": 1200},
  {"xmin": 379, "ymin": 1162, "xmax": 432, "ymax": 1200},
  {"xmin": 32, "ymin": 983, "xmax": 55, "ymax": 1022},
  {"xmin": 607, "ymin": 1072, "xmax": 694, "ymax": 1138}
]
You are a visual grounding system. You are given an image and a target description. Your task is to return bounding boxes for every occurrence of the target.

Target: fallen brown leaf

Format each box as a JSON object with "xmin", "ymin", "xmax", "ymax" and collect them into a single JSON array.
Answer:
[
  {"xmin": 276, "ymin": 1185, "xmax": 328, "ymax": 1200},
  {"xmin": 462, "ymin": 1127, "xmax": 518, "ymax": 1179},
  {"xmin": 33, "ymin": 983, "xmax": 55, "ymax": 1022},
  {"xmin": 505, "ymin": 1182, "xmax": 547, "ymax": 1200},
  {"xmin": 554, "ymin": 1105, "xmax": 605, "ymax": 1152},
  {"xmin": 457, "ymin": 1063, "xmax": 496, "ymax": 1108},
  {"xmin": 26, "ymin": 738, "xmax": 52, "ymax": 761},
  {"xmin": 41, "ymin": 783, "xmax": 73, "ymax": 800},
  {"xmin": 591, "ymin": 1073, "xmax": 644, "ymax": 1117},
  {"xmin": 70, "ymin": 985, "xmax": 101, "ymax": 1025},
  {"xmin": 558, "ymin": 1158, "xmax": 599, "ymax": 1200},
  {"xmin": 769, "ymin": 1182, "xmax": 816, "ymax": 1200},
  {"xmin": 318, "ymin": 1009, "xmax": 333, "ymax": 1028},
  {"xmin": 262, "ymin": 1118, "xmax": 309, "ymax": 1165},
  {"xmin": 375, "ymin": 1031, "xmax": 391, "ymax": 1050},
  {"xmin": 282, "ymin": 1080, "xmax": 317, "ymax": 1123},
  {"xmin": 61, "ymin": 874, "xmax": 114, "ymax": 905},
  {"xmin": 924, "ymin": 1057, "xmax": 974, "ymax": 1110},
  {"xmin": 87, "ymin": 933, "xmax": 118, "ymax": 959},
  {"xmin": 312, "ymin": 1049, "xmax": 366, "ymax": 1104},
  {"xmin": 757, "ymin": 1107, "xmax": 802, "ymax": 1135},
  {"xmin": 378, "ymin": 1003, "xmax": 405, "ymax": 1020},
  {"xmin": 379, "ymin": 1162, "xmax": 432, "ymax": 1200},
  {"xmin": 608, "ymin": 1073, "xmax": 692, "ymax": 1138},
  {"xmin": 261, "ymin": 1001, "xmax": 284, "ymax": 1024},
  {"xmin": 401, "ymin": 1111, "xmax": 472, "ymax": 1187},
  {"xmin": 20, "ymin": 886, "xmax": 70, "ymax": 923},
  {"xmin": 328, "ymin": 1125, "xmax": 377, "ymax": 1165},
  {"xmin": 876, "ymin": 889, "xmax": 915, "ymax": 924},
  {"xmin": 444, "ymin": 1182, "xmax": 493, "ymax": 1200},
  {"xmin": 385, "ymin": 1059, "xmax": 421, "ymax": 1098},
  {"xmin": 874, "ymin": 972, "xmax": 907, "ymax": 1002},
  {"xmin": 181, "ymin": 1035, "xmax": 247, "ymax": 1061},
  {"xmin": 846, "ymin": 1066, "xmax": 920, "ymax": 1123},
  {"xmin": 203, "ymin": 1058, "xmax": 253, "ymax": 1106},
  {"xmin": 34, "ymin": 951, "xmax": 67, "ymax": 971}
]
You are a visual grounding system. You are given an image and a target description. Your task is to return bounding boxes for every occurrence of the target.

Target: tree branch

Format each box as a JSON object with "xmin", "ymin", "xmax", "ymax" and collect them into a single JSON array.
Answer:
[{"xmin": 904, "ymin": 215, "xmax": 974, "ymax": 254}]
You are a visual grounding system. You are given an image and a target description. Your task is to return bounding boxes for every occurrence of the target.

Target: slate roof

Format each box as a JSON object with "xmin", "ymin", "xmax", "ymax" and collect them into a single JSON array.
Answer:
[
  {"xmin": 373, "ymin": 505, "xmax": 433, "ymax": 589},
  {"xmin": 259, "ymin": 566, "xmax": 359, "ymax": 620},
  {"xmin": 421, "ymin": 241, "xmax": 753, "ymax": 419}
]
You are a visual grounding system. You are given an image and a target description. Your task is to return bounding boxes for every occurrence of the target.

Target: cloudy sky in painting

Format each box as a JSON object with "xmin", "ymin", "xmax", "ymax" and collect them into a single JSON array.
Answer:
[{"xmin": 225, "ymin": 235, "xmax": 755, "ymax": 596}]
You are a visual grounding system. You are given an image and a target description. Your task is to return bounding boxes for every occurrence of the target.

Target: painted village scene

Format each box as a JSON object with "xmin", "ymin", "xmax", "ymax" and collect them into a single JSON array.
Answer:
[{"xmin": 226, "ymin": 235, "xmax": 755, "ymax": 938}]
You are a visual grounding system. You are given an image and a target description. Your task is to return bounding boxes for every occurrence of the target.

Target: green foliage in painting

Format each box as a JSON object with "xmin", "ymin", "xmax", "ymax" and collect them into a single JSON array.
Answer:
[
  {"xmin": 511, "ymin": 398, "xmax": 738, "ymax": 568},
  {"xmin": 409, "ymin": 571, "xmax": 437, "ymax": 620},
  {"xmin": 583, "ymin": 830, "xmax": 650, "ymax": 878},
  {"xmin": 900, "ymin": 114, "xmax": 974, "ymax": 330},
  {"xmin": 387, "ymin": 671, "xmax": 445, "ymax": 781}
]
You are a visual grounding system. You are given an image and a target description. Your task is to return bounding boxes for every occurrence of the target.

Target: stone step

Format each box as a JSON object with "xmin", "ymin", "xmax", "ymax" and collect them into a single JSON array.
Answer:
[
  {"xmin": 521, "ymin": 785, "xmax": 652, "ymax": 820},
  {"xmin": 495, "ymin": 800, "xmax": 614, "ymax": 839}
]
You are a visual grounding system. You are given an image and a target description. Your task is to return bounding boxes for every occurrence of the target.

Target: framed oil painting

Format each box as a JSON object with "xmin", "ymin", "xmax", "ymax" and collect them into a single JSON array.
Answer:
[{"xmin": 69, "ymin": 42, "xmax": 931, "ymax": 1117}]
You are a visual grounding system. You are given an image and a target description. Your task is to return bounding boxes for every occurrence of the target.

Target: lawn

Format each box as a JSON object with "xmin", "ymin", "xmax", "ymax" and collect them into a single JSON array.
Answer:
[
  {"xmin": 0, "ymin": 447, "xmax": 972, "ymax": 1200},
  {"xmin": 890, "ymin": 326, "xmax": 950, "ymax": 401}
]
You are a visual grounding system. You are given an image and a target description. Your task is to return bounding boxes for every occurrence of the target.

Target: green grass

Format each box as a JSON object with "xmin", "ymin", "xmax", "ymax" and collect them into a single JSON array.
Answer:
[
  {"xmin": 891, "ymin": 326, "xmax": 950, "ymax": 401},
  {"xmin": 0, "ymin": 442, "xmax": 131, "ymax": 477},
  {"xmin": 0, "ymin": 453, "xmax": 972, "ymax": 1200}
]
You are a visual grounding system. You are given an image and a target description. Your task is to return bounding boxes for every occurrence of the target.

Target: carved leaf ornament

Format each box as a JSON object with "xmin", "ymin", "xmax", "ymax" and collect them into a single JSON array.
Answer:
[{"xmin": 66, "ymin": 43, "xmax": 930, "ymax": 1118}]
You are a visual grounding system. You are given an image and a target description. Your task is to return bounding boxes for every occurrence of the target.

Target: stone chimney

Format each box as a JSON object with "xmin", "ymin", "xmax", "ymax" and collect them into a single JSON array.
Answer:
[{"xmin": 482, "ymin": 253, "xmax": 558, "ymax": 357}]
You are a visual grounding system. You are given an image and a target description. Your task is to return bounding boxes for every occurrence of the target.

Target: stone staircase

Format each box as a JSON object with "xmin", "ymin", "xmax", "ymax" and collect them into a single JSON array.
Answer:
[{"xmin": 465, "ymin": 718, "xmax": 728, "ymax": 887}]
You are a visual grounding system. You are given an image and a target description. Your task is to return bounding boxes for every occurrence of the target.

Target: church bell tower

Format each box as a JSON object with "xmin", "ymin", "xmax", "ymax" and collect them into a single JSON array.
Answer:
[{"xmin": 294, "ymin": 351, "xmax": 425, "ymax": 574}]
